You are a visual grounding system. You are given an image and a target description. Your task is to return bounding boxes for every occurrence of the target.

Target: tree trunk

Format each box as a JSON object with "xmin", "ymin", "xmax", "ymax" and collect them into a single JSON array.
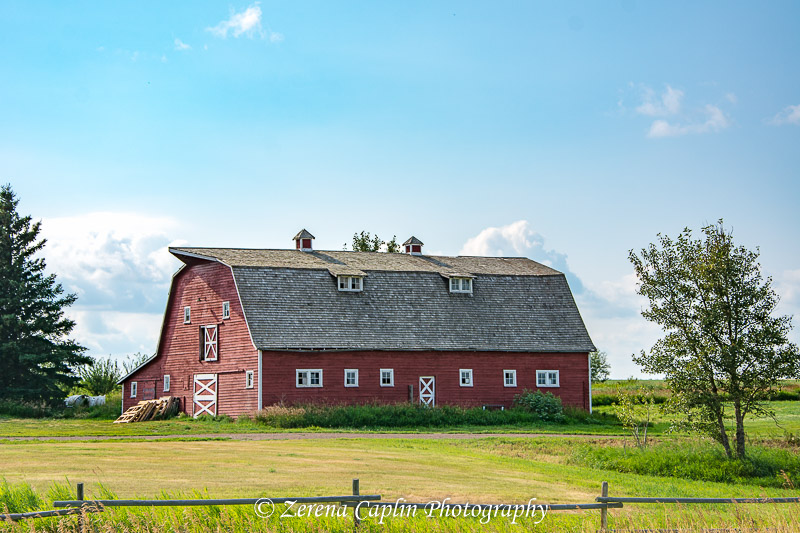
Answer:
[
  {"xmin": 734, "ymin": 400, "xmax": 746, "ymax": 459},
  {"xmin": 715, "ymin": 409, "xmax": 733, "ymax": 459}
]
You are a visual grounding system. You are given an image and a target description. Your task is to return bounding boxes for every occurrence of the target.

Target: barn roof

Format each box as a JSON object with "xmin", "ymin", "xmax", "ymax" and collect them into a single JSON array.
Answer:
[{"xmin": 170, "ymin": 247, "xmax": 595, "ymax": 353}]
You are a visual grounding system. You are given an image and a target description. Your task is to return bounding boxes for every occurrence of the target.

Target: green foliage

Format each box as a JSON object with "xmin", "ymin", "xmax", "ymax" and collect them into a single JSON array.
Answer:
[
  {"xmin": 0, "ymin": 479, "xmax": 44, "ymax": 513},
  {"xmin": 253, "ymin": 401, "xmax": 593, "ymax": 429},
  {"xmin": 512, "ymin": 390, "xmax": 565, "ymax": 422},
  {"xmin": 572, "ymin": 440, "xmax": 800, "ymax": 488},
  {"xmin": 590, "ymin": 351, "xmax": 610, "ymax": 382},
  {"xmin": 78, "ymin": 357, "xmax": 122, "ymax": 395},
  {"xmin": 0, "ymin": 184, "xmax": 90, "ymax": 404},
  {"xmin": 350, "ymin": 231, "xmax": 400, "ymax": 253},
  {"xmin": 122, "ymin": 352, "xmax": 152, "ymax": 375},
  {"xmin": 630, "ymin": 220, "xmax": 800, "ymax": 459},
  {"xmin": 0, "ymin": 390, "xmax": 121, "ymax": 419},
  {"xmin": 614, "ymin": 381, "xmax": 657, "ymax": 448}
]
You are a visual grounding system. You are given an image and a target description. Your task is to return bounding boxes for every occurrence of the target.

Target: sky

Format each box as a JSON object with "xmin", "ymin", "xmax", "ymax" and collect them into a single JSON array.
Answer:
[{"xmin": 1, "ymin": 2, "xmax": 799, "ymax": 377}]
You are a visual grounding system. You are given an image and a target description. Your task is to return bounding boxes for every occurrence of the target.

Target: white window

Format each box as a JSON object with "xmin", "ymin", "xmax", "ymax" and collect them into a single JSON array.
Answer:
[
  {"xmin": 380, "ymin": 368, "xmax": 394, "ymax": 387},
  {"xmin": 537, "ymin": 370, "xmax": 560, "ymax": 387},
  {"xmin": 460, "ymin": 369, "xmax": 473, "ymax": 387},
  {"xmin": 183, "ymin": 306, "xmax": 191, "ymax": 324},
  {"xmin": 130, "ymin": 382, "xmax": 138, "ymax": 398},
  {"xmin": 296, "ymin": 369, "xmax": 323, "ymax": 388},
  {"xmin": 338, "ymin": 276, "xmax": 363, "ymax": 292},
  {"xmin": 449, "ymin": 277, "xmax": 473, "ymax": 293},
  {"xmin": 344, "ymin": 369, "xmax": 359, "ymax": 387},
  {"xmin": 245, "ymin": 370, "xmax": 254, "ymax": 389},
  {"xmin": 201, "ymin": 325, "xmax": 218, "ymax": 361},
  {"xmin": 163, "ymin": 375, "xmax": 170, "ymax": 392},
  {"xmin": 504, "ymin": 370, "xmax": 517, "ymax": 387},
  {"xmin": 222, "ymin": 301, "xmax": 230, "ymax": 320}
]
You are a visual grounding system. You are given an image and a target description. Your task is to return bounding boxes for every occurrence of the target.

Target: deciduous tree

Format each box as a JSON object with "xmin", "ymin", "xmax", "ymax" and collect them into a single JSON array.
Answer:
[{"xmin": 629, "ymin": 221, "xmax": 799, "ymax": 459}]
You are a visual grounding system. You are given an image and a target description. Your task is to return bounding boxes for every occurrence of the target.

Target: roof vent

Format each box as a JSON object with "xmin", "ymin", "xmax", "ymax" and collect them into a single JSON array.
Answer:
[
  {"xmin": 293, "ymin": 229, "xmax": 315, "ymax": 252},
  {"xmin": 403, "ymin": 236, "xmax": 423, "ymax": 255}
]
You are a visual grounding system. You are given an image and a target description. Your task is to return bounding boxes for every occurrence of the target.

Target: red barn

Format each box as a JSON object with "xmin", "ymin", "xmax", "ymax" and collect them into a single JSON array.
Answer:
[{"xmin": 119, "ymin": 230, "xmax": 596, "ymax": 417}]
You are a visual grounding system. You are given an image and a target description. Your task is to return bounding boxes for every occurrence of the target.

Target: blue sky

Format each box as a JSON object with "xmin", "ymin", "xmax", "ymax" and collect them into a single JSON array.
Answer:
[{"xmin": 2, "ymin": 2, "xmax": 799, "ymax": 377}]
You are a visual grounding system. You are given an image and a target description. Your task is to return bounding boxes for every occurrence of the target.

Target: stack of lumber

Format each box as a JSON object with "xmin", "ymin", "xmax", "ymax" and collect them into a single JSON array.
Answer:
[{"xmin": 114, "ymin": 396, "xmax": 180, "ymax": 423}]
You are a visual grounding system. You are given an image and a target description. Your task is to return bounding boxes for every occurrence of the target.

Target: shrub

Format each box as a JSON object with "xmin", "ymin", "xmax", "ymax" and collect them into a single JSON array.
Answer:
[
  {"xmin": 78, "ymin": 357, "xmax": 121, "ymax": 396},
  {"xmin": 512, "ymin": 390, "xmax": 564, "ymax": 421}
]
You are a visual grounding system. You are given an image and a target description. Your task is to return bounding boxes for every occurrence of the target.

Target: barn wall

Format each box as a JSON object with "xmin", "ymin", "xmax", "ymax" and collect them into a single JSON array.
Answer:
[
  {"xmin": 121, "ymin": 260, "xmax": 259, "ymax": 417},
  {"xmin": 261, "ymin": 351, "xmax": 590, "ymax": 410}
]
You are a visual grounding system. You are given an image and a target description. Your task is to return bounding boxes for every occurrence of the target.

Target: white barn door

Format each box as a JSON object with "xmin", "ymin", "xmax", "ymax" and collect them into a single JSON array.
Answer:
[
  {"xmin": 419, "ymin": 376, "xmax": 435, "ymax": 406},
  {"xmin": 193, "ymin": 373, "xmax": 217, "ymax": 417}
]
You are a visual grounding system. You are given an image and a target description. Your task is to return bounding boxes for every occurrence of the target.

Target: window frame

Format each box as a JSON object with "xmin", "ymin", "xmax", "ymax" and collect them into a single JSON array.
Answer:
[
  {"xmin": 459, "ymin": 368, "xmax": 473, "ymax": 387},
  {"xmin": 344, "ymin": 369, "xmax": 359, "ymax": 387},
  {"xmin": 503, "ymin": 369, "xmax": 517, "ymax": 387},
  {"xmin": 449, "ymin": 277, "xmax": 473, "ymax": 294},
  {"xmin": 163, "ymin": 375, "xmax": 170, "ymax": 392},
  {"xmin": 183, "ymin": 306, "xmax": 191, "ymax": 324},
  {"xmin": 245, "ymin": 370, "xmax": 254, "ymax": 389},
  {"xmin": 337, "ymin": 275, "xmax": 364, "ymax": 292},
  {"xmin": 200, "ymin": 325, "xmax": 218, "ymax": 361},
  {"xmin": 130, "ymin": 382, "xmax": 138, "ymax": 398},
  {"xmin": 222, "ymin": 301, "xmax": 230, "ymax": 320},
  {"xmin": 296, "ymin": 369, "xmax": 323, "ymax": 388},
  {"xmin": 380, "ymin": 368, "xmax": 394, "ymax": 387},
  {"xmin": 536, "ymin": 370, "xmax": 560, "ymax": 387}
]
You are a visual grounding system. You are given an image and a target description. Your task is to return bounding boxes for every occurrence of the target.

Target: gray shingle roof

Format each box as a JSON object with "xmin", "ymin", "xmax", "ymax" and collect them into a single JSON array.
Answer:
[
  {"xmin": 403, "ymin": 236, "xmax": 424, "ymax": 246},
  {"xmin": 170, "ymin": 248, "xmax": 595, "ymax": 353}
]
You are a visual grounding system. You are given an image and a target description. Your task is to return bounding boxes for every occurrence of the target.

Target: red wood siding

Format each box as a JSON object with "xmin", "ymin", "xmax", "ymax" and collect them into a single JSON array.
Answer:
[
  {"xmin": 122, "ymin": 261, "xmax": 259, "ymax": 417},
  {"xmin": 261, "ymin": 351, "xmax": 590, "ymax": 410}
]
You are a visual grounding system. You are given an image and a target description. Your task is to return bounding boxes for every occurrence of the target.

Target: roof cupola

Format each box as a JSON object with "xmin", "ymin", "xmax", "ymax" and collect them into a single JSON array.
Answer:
[
  {"xmin": 293, "ymin": 229, "xmax": 315, "ymax": 251},
  {"xmin": 403, "ymin": 236, "xmax": 423, "ymax": 255}
]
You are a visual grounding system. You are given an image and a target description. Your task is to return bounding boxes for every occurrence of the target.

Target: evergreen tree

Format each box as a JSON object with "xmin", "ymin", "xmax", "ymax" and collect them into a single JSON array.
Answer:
[{"xmin": 0, "ymin": 184, "xmax": 90, "ymax": 403}]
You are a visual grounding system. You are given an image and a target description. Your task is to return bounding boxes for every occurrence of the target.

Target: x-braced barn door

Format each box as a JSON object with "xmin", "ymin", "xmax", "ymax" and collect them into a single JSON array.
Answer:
[
  {"xmin": 419, "ymin": 376, "xmax": 435, "ymax": 407},
  {"xmin": 193, "ymin": 373, "xmax": 217, "ymax": 417}
]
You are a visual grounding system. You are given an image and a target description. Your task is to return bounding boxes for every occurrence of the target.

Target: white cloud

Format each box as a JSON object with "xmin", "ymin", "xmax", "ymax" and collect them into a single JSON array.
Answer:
[
  {"xmin": 647, "ymin": 104, "xmax": 730, "ymax": 138},
  {"xmin": 269, "ymin": 31, "xmax": 284, "ymax": 43},
  {"xmin": 207, "ymin": 3, "xmax": 267, "ymax": 39},
  {"xmin": 40, "ymin": 212, "xmax": 186, "ymax": 357},
  {"xmin": 725, "ymin": 93, "xmax": 738, "ymax": 104},
  {"xmin": 768, "ymin": 104, "xmax": 800, "ymax": 126},
  {"xmin": 636, "ymin": 85, "xmax": 683, "ymax": 116},
  {"xmin": 174, "ymin": 38, "xmax": 191, "ymax": 51}
]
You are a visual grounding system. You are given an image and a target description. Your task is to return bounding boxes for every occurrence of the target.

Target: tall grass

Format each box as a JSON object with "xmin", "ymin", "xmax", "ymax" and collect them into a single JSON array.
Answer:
[{"xmin": 0, "ymin": 393, "xmax": 122, "ymax": 421}]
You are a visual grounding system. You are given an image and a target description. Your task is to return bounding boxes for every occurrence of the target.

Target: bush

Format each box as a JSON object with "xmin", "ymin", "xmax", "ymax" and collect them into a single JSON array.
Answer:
[
  {"xmin": 512, "ymin": 390, "xmax": 564, "ymax": 421},
  {"xmin": 78, "ymin": 357, "xmax": 122, "ymax": 396}
]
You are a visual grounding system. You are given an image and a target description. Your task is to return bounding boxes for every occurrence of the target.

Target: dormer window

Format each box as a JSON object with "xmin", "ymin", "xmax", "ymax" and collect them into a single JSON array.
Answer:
[
  {"xmin": 338, "ymin": 276, "xmax": 363, "ymax": 292},
  {"xmin": 449, "ymin": 277, "xmax": 473, "ymax": 293}
]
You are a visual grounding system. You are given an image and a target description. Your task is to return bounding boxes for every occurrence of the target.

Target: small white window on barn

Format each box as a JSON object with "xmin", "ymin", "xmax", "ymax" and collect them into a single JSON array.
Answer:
[
  {"xmin": 163, "ymin": 375, "xmax": 170, "ymax": 392},
  {"xmin": 200, "ymin": 325, "xmax": 218, "ymax": 361},
  {"xmin": 296, "ymin": 369, "xmax": 323, "ymax": 388},
  {"xmin": 460, "ymin": 369, "xmax": 473, "ymax": 387},
  {"xmin": 338, "ymin": 276, "xmax": 363, "ymax": 292},
  {"xmin": 504, "ymin": 370, "xmax": 517, "ymax": 387},
  {"xmin": 536, "ymin": 370, "xmax": 559, "ymax": 387},
  {"xmin": 183, "ymin": 306, "xmax": 191, "ymax": 324},
  {"xmin": 130, "ymin": 382, "xmax": 138, "ymax": 398},
  {"xmin": 222, "ymin": 301, "xmax": 230, "ymax": 320},
  {"xmin": 245, "ymin": 370, "xmax": 254, "ymax": 389},
  {"xmin": 449, "ymin": 277, "xmax": 473, "ymax": 294},
  {"xmin": 344, "ymin": 369, "xmax": 358, "ymax": 387},
  {"xmin": 380, "ymin": 369, "xmax": 394, "ymax": 387}
]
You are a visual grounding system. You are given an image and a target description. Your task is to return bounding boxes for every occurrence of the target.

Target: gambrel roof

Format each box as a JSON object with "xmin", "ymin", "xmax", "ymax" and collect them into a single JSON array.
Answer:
[{"xmin": 170, "ymin": 247, "xmax": 596, "ymax": 353}]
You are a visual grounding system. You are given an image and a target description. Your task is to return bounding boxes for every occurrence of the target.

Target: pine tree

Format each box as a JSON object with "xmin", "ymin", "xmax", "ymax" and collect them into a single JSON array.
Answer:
[{"xmin": 0, "ymin": 184, "xmax": 90, "ymax": 403}]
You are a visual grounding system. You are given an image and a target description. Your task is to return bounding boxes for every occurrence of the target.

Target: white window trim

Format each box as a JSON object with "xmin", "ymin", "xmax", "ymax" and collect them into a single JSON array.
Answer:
[
  {"xmin": 222, "ymin": 301, "xmax": 230, "ymax": 320},
  {"xmin": 344, "ymin": 369, "xmax": 359, "ymax": 387},
  {"xmin": 449, "ymin": 277, "xmax": 473, "ymax": 294},
  {"xmin": 380, "ymin": 368, "xmax": 394, "ymax": 387},
  {"xmin": 183, "ymin": 306, "xmax": 191, "ymax": 324},
  {"xmin": 337, "ymin": 275, "xmax": 364, "ymax": 292},
  {"xmin": 163, "ymin": 375, "xmax": 170, "ymax": 392},
  {"xmin": 130, "ymin": 382, "xmax": 138, "ymax": 398},
  {"xmin": 536, "ymin": 370, "xmax": 560, "ymax": 387},
  {"xmin": 459, "ymin": 368, "xmax": 473, "ymax": 387},
  {"xmin": 245, "ymin": 370, "xmax": 254, "ymax": 389},
  {"xmin": 296, "ymin": 369, "xmax": 323, "ymax": 388},
  {"xmin": 202, "ymin": 325, "xmax": 218, "ymax": 361},
  {"xmin": 503, "ymin": 369, "xmax": 517, "ymax": 388}
]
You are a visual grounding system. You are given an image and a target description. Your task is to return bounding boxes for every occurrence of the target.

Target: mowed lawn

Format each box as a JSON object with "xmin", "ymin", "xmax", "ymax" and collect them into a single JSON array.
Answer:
[{"xmin": 1, "ymin": 437, "xmax": 797, "ymax": 504}]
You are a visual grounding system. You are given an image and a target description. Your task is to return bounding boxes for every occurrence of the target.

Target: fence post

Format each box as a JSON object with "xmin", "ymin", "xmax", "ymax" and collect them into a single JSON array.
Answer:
[
  {"xmin": 76, "ymin": 482, "xmax": 84, "ymax": 532},
  {"xmin": 600, "ymin": 481, "xmax": 608, "ymax": 531},
  {"xmin": 352, "ymin": 478, "xmax": 361, "ymax": 529}
]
